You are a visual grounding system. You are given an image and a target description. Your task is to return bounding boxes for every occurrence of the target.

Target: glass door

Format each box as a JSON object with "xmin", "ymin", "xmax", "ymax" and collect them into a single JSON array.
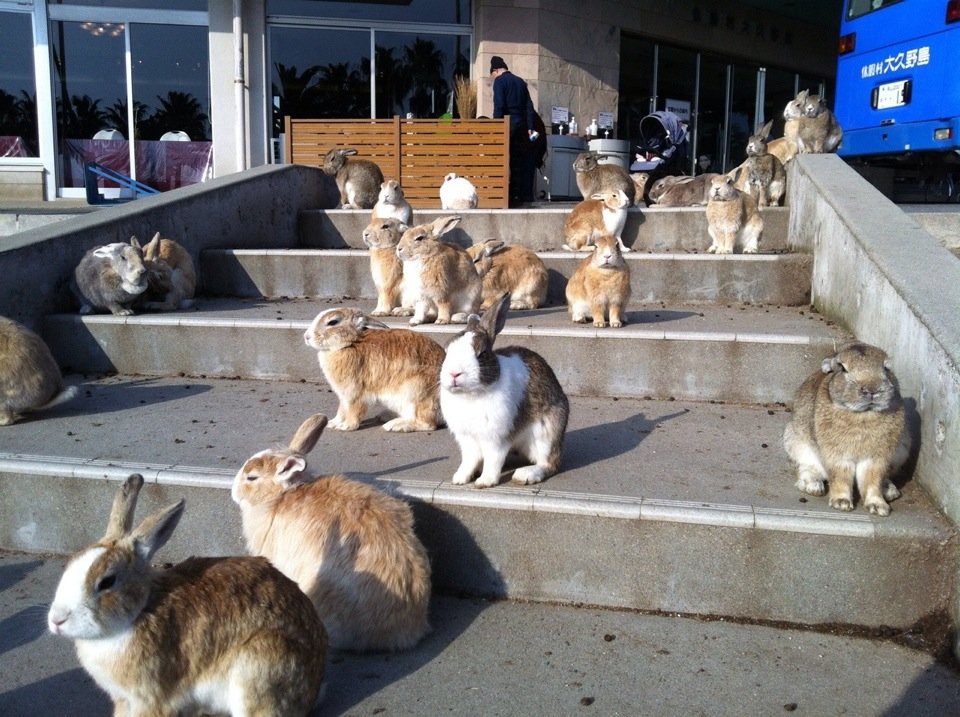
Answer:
[{"xmin": 50, "ymin": 16, "xmax": 209, "ymax": 197}]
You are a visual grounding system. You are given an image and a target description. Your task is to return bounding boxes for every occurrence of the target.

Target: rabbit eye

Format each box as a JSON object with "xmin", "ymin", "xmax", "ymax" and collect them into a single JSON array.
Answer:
[
  {"xmin": 325, "ymin": 318, "xmax": 340, "ymax": 327},
  {"xmin": 246, "ymin": 474, "xmax": 259, "ymax": 482},
  {"xmin": 96, "ymin": 574, "xmax": 116, "ymax": 592}
]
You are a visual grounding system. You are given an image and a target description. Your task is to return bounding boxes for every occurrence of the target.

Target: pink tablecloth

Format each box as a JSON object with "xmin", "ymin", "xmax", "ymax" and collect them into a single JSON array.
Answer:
[
  {"xmin": 0, "ymin": 136, "xmax": 32, "ymax": 158},
  {"xmin": 63, "ymin": 139, "xmax": 212, "ymax": 192}
]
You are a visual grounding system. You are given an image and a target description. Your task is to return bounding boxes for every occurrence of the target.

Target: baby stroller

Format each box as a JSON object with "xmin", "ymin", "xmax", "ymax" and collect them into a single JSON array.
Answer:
[{"xmin": 631, "ymin": 110, "xmax": 689, "ymax": 176}]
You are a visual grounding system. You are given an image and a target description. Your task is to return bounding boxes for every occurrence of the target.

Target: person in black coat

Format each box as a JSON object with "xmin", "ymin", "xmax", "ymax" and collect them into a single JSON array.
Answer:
[{"xmin": 491, "ymin": 56, "xmax": 536, "ymax": 205}]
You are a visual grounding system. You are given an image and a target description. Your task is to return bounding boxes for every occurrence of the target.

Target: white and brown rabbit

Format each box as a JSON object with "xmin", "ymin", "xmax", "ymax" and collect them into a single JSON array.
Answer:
[
  {"xmin": 72, "ymin": 238, "xmax": 148, "ymax": 315},
  {"xmin": 0, "ymin": 316, "xmax": 77, "ymax": 426},
  {"xmin": 572, "ymin": 152, "xmax": 637, "ymax": 206},
  {"xmin": 232, "ymin": 414, "xmax": 432, "ymax": 651},
  {"xmin": 565, "ymin": 234, "xmax": 632, "ymax": 328},
  {"xmin": 395, "ymin": 215, "xmax": 482, "ymax": 325},
  {"xmin": 562, "ymin": 189, "xmax": 631, "ymax": 253},
  {"xmin": 705, "ymin": 175, "xmax": 763, "ymax": 254},
  {"xmin": 372, "ymin": 179, "xmax": 413, "ymax": 225},
  {"xmin": 48, "ymin": 474, "xmax": 327, "ymax": 716},
  {"xmin": 440, "ymin": 172, "xmax": 479, "ymax": 210},
  {"xmin": 647, "ymin": 173, "xmax": 719, "ymax": 207},
  {"xmin": 466, "ymin": 239, "xmax": 548, "ymax": 310},
  {"xmin": 139, "ymin": 231, "xmax": 197, "ymax": 311},
  {"xmin": 362, "ymin": 217, "xmax": 410, "ymax": 316},
  {"xmin": 323, "ymin": 147, "xmax": 384, "ymax": 209},
  {"xmin": 304, "ymin": 306, "xmax": 445, "ymax": 432},
  {"xmin": 440, "ymin": 294, "xmax": 569, "ymax": 488},
  {"xmin": 783, "ymin": 342, "xmax": 910, "ymax": 516},
  {"xmin": 734, "ymin": 121, "xmax": 786, "ymax": 207}
]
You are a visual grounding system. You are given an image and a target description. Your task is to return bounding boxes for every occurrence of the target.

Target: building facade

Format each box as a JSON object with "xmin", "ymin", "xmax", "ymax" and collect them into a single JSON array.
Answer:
[{"xmin": 0, "ymin": 0, "xmax": 838, "ymax": 201}]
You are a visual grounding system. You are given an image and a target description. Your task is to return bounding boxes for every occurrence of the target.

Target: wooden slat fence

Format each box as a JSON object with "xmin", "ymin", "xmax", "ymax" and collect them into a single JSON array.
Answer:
[{"xmin": 284, "ymin": 116, "xmax": 510, "ymax": 209}]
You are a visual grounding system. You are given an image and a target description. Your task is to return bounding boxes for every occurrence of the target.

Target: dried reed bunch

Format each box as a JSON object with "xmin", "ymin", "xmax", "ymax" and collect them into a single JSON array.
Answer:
[{"xmin": 454, "ymin": 76, "xmax": 477, "ymax": 119}]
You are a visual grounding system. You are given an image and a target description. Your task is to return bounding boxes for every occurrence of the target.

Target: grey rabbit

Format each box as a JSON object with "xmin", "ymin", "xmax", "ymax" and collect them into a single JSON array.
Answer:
[
  {"xmin": 72, "ymin": 237, "xmax": 149, "ymax": 316},
  {"xmin": 736, "ymin": 121, "xmax": 786, "ymax": 207},
  {"xmin": 323, "ymin": 147, "xmax": 385, "ymax": 209},
  {"xmin": 0, "ymin": 316, "xmax": 77, "ymax": 425},
  {"xmin": 783, "ymin": 89, "xmax": 843, "ymax": 154},
  {"xmin": 572, "ymin": 152, "xmax": 636, "ymax": 206},
  {"xmin": 647, "ymin": 173, "xmax": 719, "ymax": 207}
]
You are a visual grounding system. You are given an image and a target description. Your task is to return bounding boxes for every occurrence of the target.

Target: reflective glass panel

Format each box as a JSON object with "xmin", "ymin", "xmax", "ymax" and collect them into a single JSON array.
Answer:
[
  {"xmin": 763, "ymin": 67, "xmax": 797, "ymax": 140},
  {"xmin": 269, "ymin": 0, "xmax": 471, "ymax": 24},
  {"xmin": 51, "ymin": 1, "xmax": 207, "ymax": 10},
  {"xmin": 618, "ymin": 34, "xmax": 655, "ymax": 145},
  {"xmin": 696, "ymin": 54, "xmax": 727, "ymax": 173},
  {"xmin": 0, "ymin": 12, "xmax": 38, "ymax": 157},
  {"xmin": 727, "ymin": 63, "xmax": 759, "ymax": 170},
  {"xmin": 374, "ymin": 31, "xmax": 470, "ymax": 119}
]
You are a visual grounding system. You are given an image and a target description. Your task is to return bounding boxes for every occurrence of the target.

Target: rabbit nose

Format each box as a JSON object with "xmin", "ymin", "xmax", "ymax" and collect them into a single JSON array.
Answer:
[{"xmin": 448, "ymin": 370, "xmax": 463, "ymax": 385}]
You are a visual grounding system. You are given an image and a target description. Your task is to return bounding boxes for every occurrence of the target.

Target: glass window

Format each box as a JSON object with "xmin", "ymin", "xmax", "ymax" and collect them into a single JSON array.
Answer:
[
  {"xmin": 727, "ymin": 63, "xmax": 759, "ymax": 170},
  {"xmin": 846, "ymin": 0, "xmax": 904, "ymax": 20},
  {"xmin": 0, "ymin": 11, "xmax": 39, "ymax": 158},
  {"xmin": 268, "ymin": 0, "xmax": 471, "ymax": 24},
  {"xmin": 51, "ymin": 1, "xmax": 207, "ymax": 9},
  {"xmin": 763, "ymin": 67, "xmax": 797, "ymax": 140},
  {"xmin": 696, "ymin": 54, "xmax": 727, "ymax": 174},
  {"xmin": 617, "ymin": 34, "xmax": 655, "ymax": 145},
  {"xmin": 374, "ymin": 31, "xmax": 470, "ymax": 118}
]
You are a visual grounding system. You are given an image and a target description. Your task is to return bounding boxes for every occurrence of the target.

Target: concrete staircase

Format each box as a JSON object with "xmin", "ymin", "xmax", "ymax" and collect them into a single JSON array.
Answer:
[{"xmin": 2, "ymin": 204, "xmax": 956, "ymax": 647}]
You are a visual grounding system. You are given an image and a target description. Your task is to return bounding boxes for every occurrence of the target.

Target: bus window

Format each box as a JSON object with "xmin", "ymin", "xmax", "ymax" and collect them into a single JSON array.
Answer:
[{"xmin": 846, "ymin": 0, "xmax": 905, "ymax": 21}]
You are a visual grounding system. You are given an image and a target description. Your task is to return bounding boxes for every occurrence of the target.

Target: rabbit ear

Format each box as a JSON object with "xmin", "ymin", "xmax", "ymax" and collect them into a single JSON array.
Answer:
[
  {"xmin": 341, "ymin": 148, "xmax": 358, "ymax": 156},
  {"xmin": 288, "ymin": 414, "xmax": 328, "ymax": 454},
  {"xmin": 130, "ymin": 236, "xmax": 142, "ymax": 251},
  {"xmin": 431, "ymin": 216, "xmax": 461, "ymax": 237},
  {"xmin": 93, "ymin": 245, "xmax": 118, "ymax": 259},
  {"xmin": 482, "ymin": 239, "xmax": 506, "ymax": 257},
  {"xmin": 276, "ymin": 455, "xmax": 308, "ymax": 486},
  {"xmin": 590, "ymin": 192, "xmax": 605, "ymax": 201},
  {"xmin": 129, "ymin": 499, "xmax": 185, "ymax": 563},
  {"xmin": 821, "ymin": 356, "xmax": 842, "ymax": 374},
  {"xmin": 104, "ymin": 474, "xmax": 144, "ymax": 542},
  {"xmin": 759, "ymin": 120, "xmax": 773, "ymax": 138},
  {"xmin": 480, "ymin": 293, "xmax": 510, "ymax": 338}
]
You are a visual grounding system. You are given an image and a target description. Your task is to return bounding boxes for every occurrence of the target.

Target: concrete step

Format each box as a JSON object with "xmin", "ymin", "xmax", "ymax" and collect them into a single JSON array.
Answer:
[
  {"xmin": 5, "ymin": 550, "xmax": 959, "ymax": 716},
  {"xmin": 299, "ymin": 206, "xmax": 791, "ymax": 252},
  {"xmin": 0, "ymin": 375, "xmax": 954, "ymax": 635},
  {"xmin": 200, "ymin": 248, "xmax": 812, "ymax": 306},
  {"xmin": 42, "ymin": 299, "xmax": 847, "ymax": 404}
]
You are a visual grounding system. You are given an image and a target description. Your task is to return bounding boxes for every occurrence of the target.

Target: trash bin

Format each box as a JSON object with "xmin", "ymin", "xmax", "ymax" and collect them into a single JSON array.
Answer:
[
  {"xmin": 547, "ymin": 134, "xmax": 587, "ymax": 200},
  {"xmin": 588, "ymin": 139, "xmax": 631, "ymax": 171}
]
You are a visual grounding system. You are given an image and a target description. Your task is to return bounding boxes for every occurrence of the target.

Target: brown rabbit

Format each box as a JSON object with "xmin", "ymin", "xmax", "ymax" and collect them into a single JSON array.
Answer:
[
  {"xmin": 797, "ymin": 93, "xmax": 844, "ymax": 153},
  {"xmin": 323, "ymin": 147, "xmax": 384, "ymax": 209},
  {"xmin": 139, "ymin": 232, "xmax": 197, "ymax": 311},
  {"xmin": 362, "ymin": 217, "xmax": 409, "ymax": 316},
  {"xmin": 395, "ymin": 215, "xmax": 481, "ymax": 325},
  {"xmin": 565, "ymin": 234, "xmax": 631, "ymax": 328},
  {"xmin": 783, "ymin": 342, "xmax": 910, "ymax": 516},
  {"xmin": 49, "ymin": 474, "xmax": 327, "ymax": 716},
  {"xmin": 562, "ymin": 189, "xmax": 631, "ymax": 252},
  {"xmin": 767, "ymin": 137, "xmax": 799, "ymax": 166},
  {"xmin": 705, "ymin": 175, "xmax": 763, "ymax": 254},
  {"xmin": 304, "ymin": 306, "xmax": 445, "ymax": 432},
  {"xmin": 232, "ymin": 414, "xmax": 432, "ymax": 651},
  {"xmin": 371, "ymin": 179, "xmax": 413, "ymax": 225},
  {"xmin": 647, "ymin": 173, "xmax": 719, "ymax": 207},
  {"xmin": 572, "ymin": 152, "xmax": 637, "ymax": 206},
  {"xmin": 466, "ymin": 239, "xmax": 548, "ymax": 310},
  {"xmin": 0, "ymin": 316, "xmax": 77, "ymax": 425},
  {"xmin": 734, "ymin": 121, "xmax": 786, "ymax": 208}
]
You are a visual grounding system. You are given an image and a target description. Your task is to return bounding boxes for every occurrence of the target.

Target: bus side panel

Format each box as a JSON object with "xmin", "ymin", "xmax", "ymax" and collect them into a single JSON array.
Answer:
[{"xmin": 835, "ymin": 26, "xmax": 960, "ymax": 156}]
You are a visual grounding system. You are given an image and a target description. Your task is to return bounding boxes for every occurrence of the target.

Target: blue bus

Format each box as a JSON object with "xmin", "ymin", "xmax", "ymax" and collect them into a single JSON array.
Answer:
[{"xmin": 834, "ymin": 0, "xmax": 960, "ymax": 200}]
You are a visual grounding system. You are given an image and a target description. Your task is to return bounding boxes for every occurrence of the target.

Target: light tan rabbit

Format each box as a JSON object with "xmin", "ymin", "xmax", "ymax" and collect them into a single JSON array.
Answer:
[
  {"xmin": 371, "ymin": 179, "xmax": 413, "ymax": 225},
  {"xmin": 323, "ymin": 147, "xmax": 384, "ymax": 209},
  {"xmin": 49, "ymin": 474, "xmax": 327, "ymax": 716},
  {"xmin": 395, "ymin": 215, "xmax": 482, "ymax": 325},
  {"xmin": 572, "ymin": 152, "xmax": 637, "ymax": 206},
  {"xmin": 783, "ymin": 342, "xmax": 910, "ymax": 516},
  {"xmin": 733, "ymin": 121, "xmax": 786, "ymax": 208},
  {"xmin": 565, "ymin": 234, "xmax": 631, "ymax": 328},
  {"xmin": 362, "ymin": 217, "xmax": 409, "ymax": 316},
  {"xmin": 304, "ymin": 306, "xmax": 445, "ymax": 432},
  {"xmin": 705, "ymin": 175, "xmax": 763, "ymax": 254},
  {"xmin": 647, "ymin": 173, "xmax": 719, "ymax": 207},
  {"xmin": 139, "ymin": 231, "xmax": 197, "ymax": 311},
  {"xmin": 563, "ymin": 189, "xmax": 631, "ymax": 253},
  {"xmin": 630, "ymin": 172, "xmax": 650, "ymax": 202},
  {"xmin": 231, "ymin": 414, "xmax": 432, "ymax": 651},
  {"xmin": 466, "ymin": 239, "xmax": 548, "ymax": 310},
  {"xmin": 767, "ymin": 137, "xmax": 799, "ymax": 166},
  {"xmin": 0, "ymin": 316, "xmax": 77, "ymax": 426}
]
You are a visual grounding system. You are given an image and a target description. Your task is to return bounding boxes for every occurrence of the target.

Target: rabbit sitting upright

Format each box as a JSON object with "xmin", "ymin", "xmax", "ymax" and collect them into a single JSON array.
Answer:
[
  {"xmin": 565, "ymin": 235, "xmax": 631, "ymax": 328},
  {"xmin": 440, "ymin": 172, "xmax": 479, "ymax": 210},
  {"xmin": 572, "ymin": 152, "xmax": 637, "ymax": 206},
  {"xmin": 734, "ymin": 121, "xmax": 786, "ymax": 207},
  {"xmin": 440, "ymin": 293, "xmax": 569, "ymax": 488},
  {"xmin": 139, "ymin": 231, "xmax": 197, "ymax": 311},
  {"xmin": 0, "ymin": 316, "xmax": 77, "ymax": 425},
  {"xmin": 362, "ymin": 217, "xmax": 409, "ymax": 316},
  {"xmin": 372, "ymin": 179, "xmax": 413, "ymax": 225},
  {"xmin": 232, "ymin": 414, "xmax": 432, "ymax": 651},
  {"xmin": 323, "ymin": 147, "xmax": 384, "ymax": 209},
  {"xmin": 783, "ymin": 342, "xmax": 910, "ymax": 516},
  {"xmin": 48, "ymin": 474, "xmax": 327, "ymax": 716},
  {"xmin": 72, "ymin": 238, "xmax": 148, "ymax": 315},
  {"xmin": 705, "ymin": 175, "xmax": 763, "ymax": 254},
  {"xmin": 563, "ymin": 189, "xmax": 631, "ymax": 253}
]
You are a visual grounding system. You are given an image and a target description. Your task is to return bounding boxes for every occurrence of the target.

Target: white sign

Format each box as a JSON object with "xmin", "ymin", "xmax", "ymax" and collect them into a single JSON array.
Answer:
[
  {"xmin": 860, "ymin": 45, "xmax": 930, "ymax": 79},
  {"xmin": 665, "ymin": 98, "xmax": 691, "ymax": 122},
  {"xmin": 551, "ymin": 106, "xmax": 570, "ymax": 123},
  {"xmin": 598, "ymin": 112, "xmax": 615, "ymax": 129}
]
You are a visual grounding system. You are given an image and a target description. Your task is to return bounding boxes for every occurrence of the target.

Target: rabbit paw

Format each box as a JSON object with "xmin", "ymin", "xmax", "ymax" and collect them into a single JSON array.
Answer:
[
  {"xmin": 0, "ymin": 410, "xmax": 18, "ymax": 426},
  {"xmin": 883, "ymin": 480, "xmax": 902, "ymax": 502},
  {"xmin": 593, "ymin": 319, "xmax": 608, "ymax": 328},
  {"xmin": 512, "ymin": 465, "xmax": 548, "ymax": 485},
  {"xmin": 572, "ymin": 315, "xmax": 590, "ymax": 324},
  {"xmin": 865, "ymin": 498, "xmax": 891, "ymax": 517},
  {"xmin": 451, "ymin": 469, "xmax": 474, "ymax": 485},
  {"xmin": 329, "ymin": 415, "xmax": 359, "ymax": 431},
  {"xmin": 610, "ymin": 319, "xmax": 623, "ymax": 328},
  {"xmin": 474, "ymin": 474, "xmax": 501, "ymax": 489},
  {"xmin": 829, "ymin": 496, "xmax": 854, "ymax": 512},
  {"xmin": 706, "ymin": 243, "xmax": 719, "ymax": 254},
  {"xmin": 392, "ymin": 307, "xmax": 415, "ymax": 317},
  {"xmin": 795, "ymin": 470, "xmax": 826, "ymax": 496}
]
